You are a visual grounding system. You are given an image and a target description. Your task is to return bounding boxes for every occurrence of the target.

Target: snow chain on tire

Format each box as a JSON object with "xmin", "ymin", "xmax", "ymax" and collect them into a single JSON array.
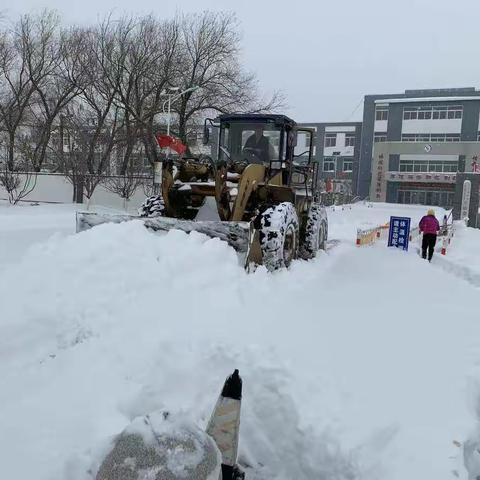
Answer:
[
  {"xmin": 138, "ymin": 194, "xmax": 165, "ymax": 218},
  {"xmin": 259, "ymin": 202, "xmax": 299, "ymax": 271},
  {"xmin": 299, "ymin": 203, "xmax": 328, "ymax": 260}
]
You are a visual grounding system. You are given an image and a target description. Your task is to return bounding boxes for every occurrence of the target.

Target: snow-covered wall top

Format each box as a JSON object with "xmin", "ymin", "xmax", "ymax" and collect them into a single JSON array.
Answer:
[{"xmin": 0, "ymin": 173, "xmax": 147, "ymax": 212}]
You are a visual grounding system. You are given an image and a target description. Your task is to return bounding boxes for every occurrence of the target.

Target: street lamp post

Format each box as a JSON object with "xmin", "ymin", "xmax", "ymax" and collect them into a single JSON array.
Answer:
[
  {"xmin": 162, "ymin": 85, "xmax": 200, "ymax": 138},
  {"xmin": 163, "ymin": 86, "xmax": 178, "ymax": 137},
  {"xmin": 152, "ymin": 86, "xmax": 200, "ymax": 195}
]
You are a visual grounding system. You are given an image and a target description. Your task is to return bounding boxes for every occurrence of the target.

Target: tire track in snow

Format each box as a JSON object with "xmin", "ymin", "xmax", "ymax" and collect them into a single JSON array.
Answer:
[
  {"xmin": 414, "ymin": 244, "xmax": 480, "ymax": 289},
  {"xmin": 431, "ymin": 254, "xmax": 480, "ymax": 288}
]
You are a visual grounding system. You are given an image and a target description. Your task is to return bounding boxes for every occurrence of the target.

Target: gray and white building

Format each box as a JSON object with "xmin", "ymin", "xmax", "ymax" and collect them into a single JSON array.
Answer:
[
  {"xmin": 358, "ymin": 87, "xmax": 480, "ymax": 207},
  {"xmin": 297, "ymin": 122, "xmax": 362, "ymax": 195}
]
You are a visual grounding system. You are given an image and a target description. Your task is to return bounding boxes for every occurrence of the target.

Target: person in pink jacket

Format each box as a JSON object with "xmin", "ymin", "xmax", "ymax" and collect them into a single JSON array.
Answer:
[{"xmin": 419, "ymin": 209, "xmax": 440, "ymax": 261}]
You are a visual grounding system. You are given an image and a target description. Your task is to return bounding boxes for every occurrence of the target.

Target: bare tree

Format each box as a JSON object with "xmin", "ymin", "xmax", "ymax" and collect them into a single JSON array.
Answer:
[
  {"xmin": 45, "ymin": 23, "xmax": 123, "ymax": 203},
  {"xmin": 0, "ymin": 22, "xmax": 38, "ymax": 203},
  {"xmin": 171, "ymin": 12, "xmax": 285, "ymax": 147},
  {"xmin": 104, "ymin": 154, "xmax": 146, "ymax": 211},
  {"xmin": 2, "ymin": 8, "xmax": 287, "ymax": 194},
  {"xmin": 0, "ymin": 19, "xmax": 37, "ymax": 170},
  {"xmin": 137, "ymin": 17, "xmax": 180, "ymax": 166},
  {"xmin": 48, "ymin": 98, "xmax": 121, "ymax": 204},
  {"xmin": 93, "ymin": 15, "xmax": 184, "ymax": 171},
  {"xmin": 94, "ymin": 16, "xmax": 153, "ymax": 174},
  {"xmin": 0, "ymin": 140, "xmax": 37, "ymax": 204},
  {"xmin": 21, "ymin": 12, "xmax": 86, "ymax": 171}
]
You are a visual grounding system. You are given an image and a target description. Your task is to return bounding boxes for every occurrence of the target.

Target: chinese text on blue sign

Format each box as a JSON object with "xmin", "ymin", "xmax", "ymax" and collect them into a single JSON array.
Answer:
[{"xmin": 388, "ymin": 216, "xmax": 411, "ymax": 251}]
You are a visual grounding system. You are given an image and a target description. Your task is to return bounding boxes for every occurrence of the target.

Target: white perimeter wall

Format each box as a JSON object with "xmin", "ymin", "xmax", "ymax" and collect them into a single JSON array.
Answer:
[{"xmin": 0, "ymin": 173, "xmax": 149, "ymax": 213}]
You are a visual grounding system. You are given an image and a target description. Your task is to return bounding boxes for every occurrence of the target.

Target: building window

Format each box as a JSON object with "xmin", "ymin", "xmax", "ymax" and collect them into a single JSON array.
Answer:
[
  {"xmin": 397, "ymin": 189, "xmax": 454, "ymax": 207},
  {"xmin": 448, "ymin": 105, "xmax": 463, "ymax": 118},
  {"xmin": 417, "ymin": 107, "xmax": 432, "ymax": 120},
  {"xmin": 399, "ymin": 160, "xmax": 413, "ymax": 172},
  {"xmin": 445, "ymin": 134, "xmax": 461, "ymax": 142},
  {"xmin": 374, "ymin": 134, "xmax": 387, "ymax": 143},
  {"xmin": 399, "ymin": 160, "xmax": 458, "ymax": 173},
  {"xmin": 323, "ymin": 158, "xmax": 335, "ymax": 171},
  {"xmin": 345, "ymin": 133, "xmax": 355, "ymax": 147},
  {"xmin": 404, "ymin": 105, "xmax": 462, "ymax": 121},
  {"xmin": 401, "ymin": 133, "xmax": 460, "ymax": 142},
  {"xmin": 324, "ymin": 134, "xmax": 336, "ymax": 147},
  {"xmin": 375, "ymin": 108, "xmax": 388, "ymax": 121},
  {"xmin": 343, "ymin": 160, "xmax": 353, "ymax": 172}
]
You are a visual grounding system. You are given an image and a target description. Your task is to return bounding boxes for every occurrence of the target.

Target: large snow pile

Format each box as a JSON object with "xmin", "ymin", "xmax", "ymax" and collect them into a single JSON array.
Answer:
[{"xmin": 0, "ymin": 201, "xmax": 478, "ymax": 480}]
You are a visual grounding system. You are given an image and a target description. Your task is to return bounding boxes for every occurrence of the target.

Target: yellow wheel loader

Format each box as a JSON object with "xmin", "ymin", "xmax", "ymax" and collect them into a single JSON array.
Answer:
[{"xmin": 76, "ymin": 114, "xmax": 328, "ymax": 271}]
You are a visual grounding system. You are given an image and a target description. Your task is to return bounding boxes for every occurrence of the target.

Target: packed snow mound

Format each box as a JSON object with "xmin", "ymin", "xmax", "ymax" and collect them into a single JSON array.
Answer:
[
  {"xmin": 94, "ymin": 411, "xmax": 221, "ymax": 480},
  {"xmin": 0, "ymin": 221, "xmax": 358, "ymax": 480},
  {"xmin": 0, "ymin": 221, "xmax": 243, "ymax": 365}
]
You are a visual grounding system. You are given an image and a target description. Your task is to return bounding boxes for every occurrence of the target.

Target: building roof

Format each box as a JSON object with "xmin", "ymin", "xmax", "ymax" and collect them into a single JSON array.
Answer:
[
  {"xmin": 375, "ymin": 96, "xmax": 480, "ymax": 105},
  {"xmin": 298, "ymin": 121, "xmax": 362, "ymax": 126},
  {"xmin": 218, "ymin": 113, "xmax": 295, "ymax": 126}
]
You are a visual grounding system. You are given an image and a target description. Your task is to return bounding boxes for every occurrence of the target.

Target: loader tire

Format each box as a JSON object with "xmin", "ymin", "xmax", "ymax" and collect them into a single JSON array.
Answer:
[
  {"xmin": 299, "ymin": 203, "xmax": 328, "ymax": 260},
  {"xmin": 138, "ymin": 194, "xmax": 165, "ymax": 218},
  {"xmin": 259, "ymin": 202, "xmax": 299, "ymax": 271}
]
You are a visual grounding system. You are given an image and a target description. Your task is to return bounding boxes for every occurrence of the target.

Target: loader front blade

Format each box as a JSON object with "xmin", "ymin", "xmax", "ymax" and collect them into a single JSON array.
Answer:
[{"xmin": 76, "ymin": 212, "xmax": 251, "ymax": 253}]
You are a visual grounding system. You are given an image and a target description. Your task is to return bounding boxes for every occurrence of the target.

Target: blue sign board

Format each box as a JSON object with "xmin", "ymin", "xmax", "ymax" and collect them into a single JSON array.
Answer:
[{"xmin": 388, "ymin": 216, "xmax": 411, "ymax": 251}]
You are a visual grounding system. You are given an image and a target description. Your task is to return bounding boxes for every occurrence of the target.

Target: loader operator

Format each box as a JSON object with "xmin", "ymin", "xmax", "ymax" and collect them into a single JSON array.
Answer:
[{"xmin": 243, "ymin": 125, "xmax": 273, "ymax": 164}]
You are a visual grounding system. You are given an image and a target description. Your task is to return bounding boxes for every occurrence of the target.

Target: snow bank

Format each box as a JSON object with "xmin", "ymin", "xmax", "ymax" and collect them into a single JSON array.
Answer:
[
  {"xmin": 0, "ymin": 201, "xmax": 478, "ymax": 480},
  {"xmin": 0, "ymin": 220, "xmax": 360, "ymax": 480},
  {"xmin": 328, "ymin": 201, "xmax": 446, "ymax": 242},
  {"xmin": 0, "ymin": 202, "xmax": 123, "ymax": 268},
  {"xmin": 436, "ymin": 222, "xmax": 480, "ymax": 287}
]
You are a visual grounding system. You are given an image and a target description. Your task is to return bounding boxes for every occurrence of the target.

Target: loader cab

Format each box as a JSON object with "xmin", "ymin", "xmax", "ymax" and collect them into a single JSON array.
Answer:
[
  {"xmin": 210, "ymin": 114, "xmax": 295, "ymax": 169},
  {"xmin": 203, "ymin": 113, "xmax": 317, "ymax": 192}
]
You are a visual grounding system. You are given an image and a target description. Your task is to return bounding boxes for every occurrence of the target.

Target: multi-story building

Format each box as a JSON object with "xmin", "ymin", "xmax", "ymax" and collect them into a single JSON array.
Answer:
[
  {"xmin": 297, "ymin": 122, "xmax": 362, "ymax": 195},
  {"xmin": 358, "ymin": 87, "xmax": 480, "ymax": 207}
]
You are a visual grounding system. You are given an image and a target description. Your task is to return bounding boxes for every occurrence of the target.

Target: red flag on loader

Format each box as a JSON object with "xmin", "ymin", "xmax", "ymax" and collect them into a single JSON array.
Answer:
[{"xmin": 155, "ymin": 134, "xmax": 187, "ymax": 155}]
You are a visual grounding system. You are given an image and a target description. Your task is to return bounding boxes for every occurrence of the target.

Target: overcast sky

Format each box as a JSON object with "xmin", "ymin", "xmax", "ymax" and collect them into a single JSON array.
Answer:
[{"xmin": 2, "ymin": 0, "xmax": 480, "ymax": 122}]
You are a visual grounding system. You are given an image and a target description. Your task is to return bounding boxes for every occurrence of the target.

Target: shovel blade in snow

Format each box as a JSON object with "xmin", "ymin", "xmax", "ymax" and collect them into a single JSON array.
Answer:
[
  {"xmin": 207, "ymin": 369, "xmax": 243, "ymax": 480},
  {"xmin": 76, "ymin": 211, "xmax": 251, "ymax": 253}
]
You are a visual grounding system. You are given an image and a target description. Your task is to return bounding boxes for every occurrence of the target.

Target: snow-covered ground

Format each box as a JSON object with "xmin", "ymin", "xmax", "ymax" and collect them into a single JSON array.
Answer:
[
  {"xmin": 0, "ymin": 202, "xmax": 123, "ymax": 268},
  {"xmin": 0, "ymin": 201, "xmax": 479, "ymax": 480}
]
